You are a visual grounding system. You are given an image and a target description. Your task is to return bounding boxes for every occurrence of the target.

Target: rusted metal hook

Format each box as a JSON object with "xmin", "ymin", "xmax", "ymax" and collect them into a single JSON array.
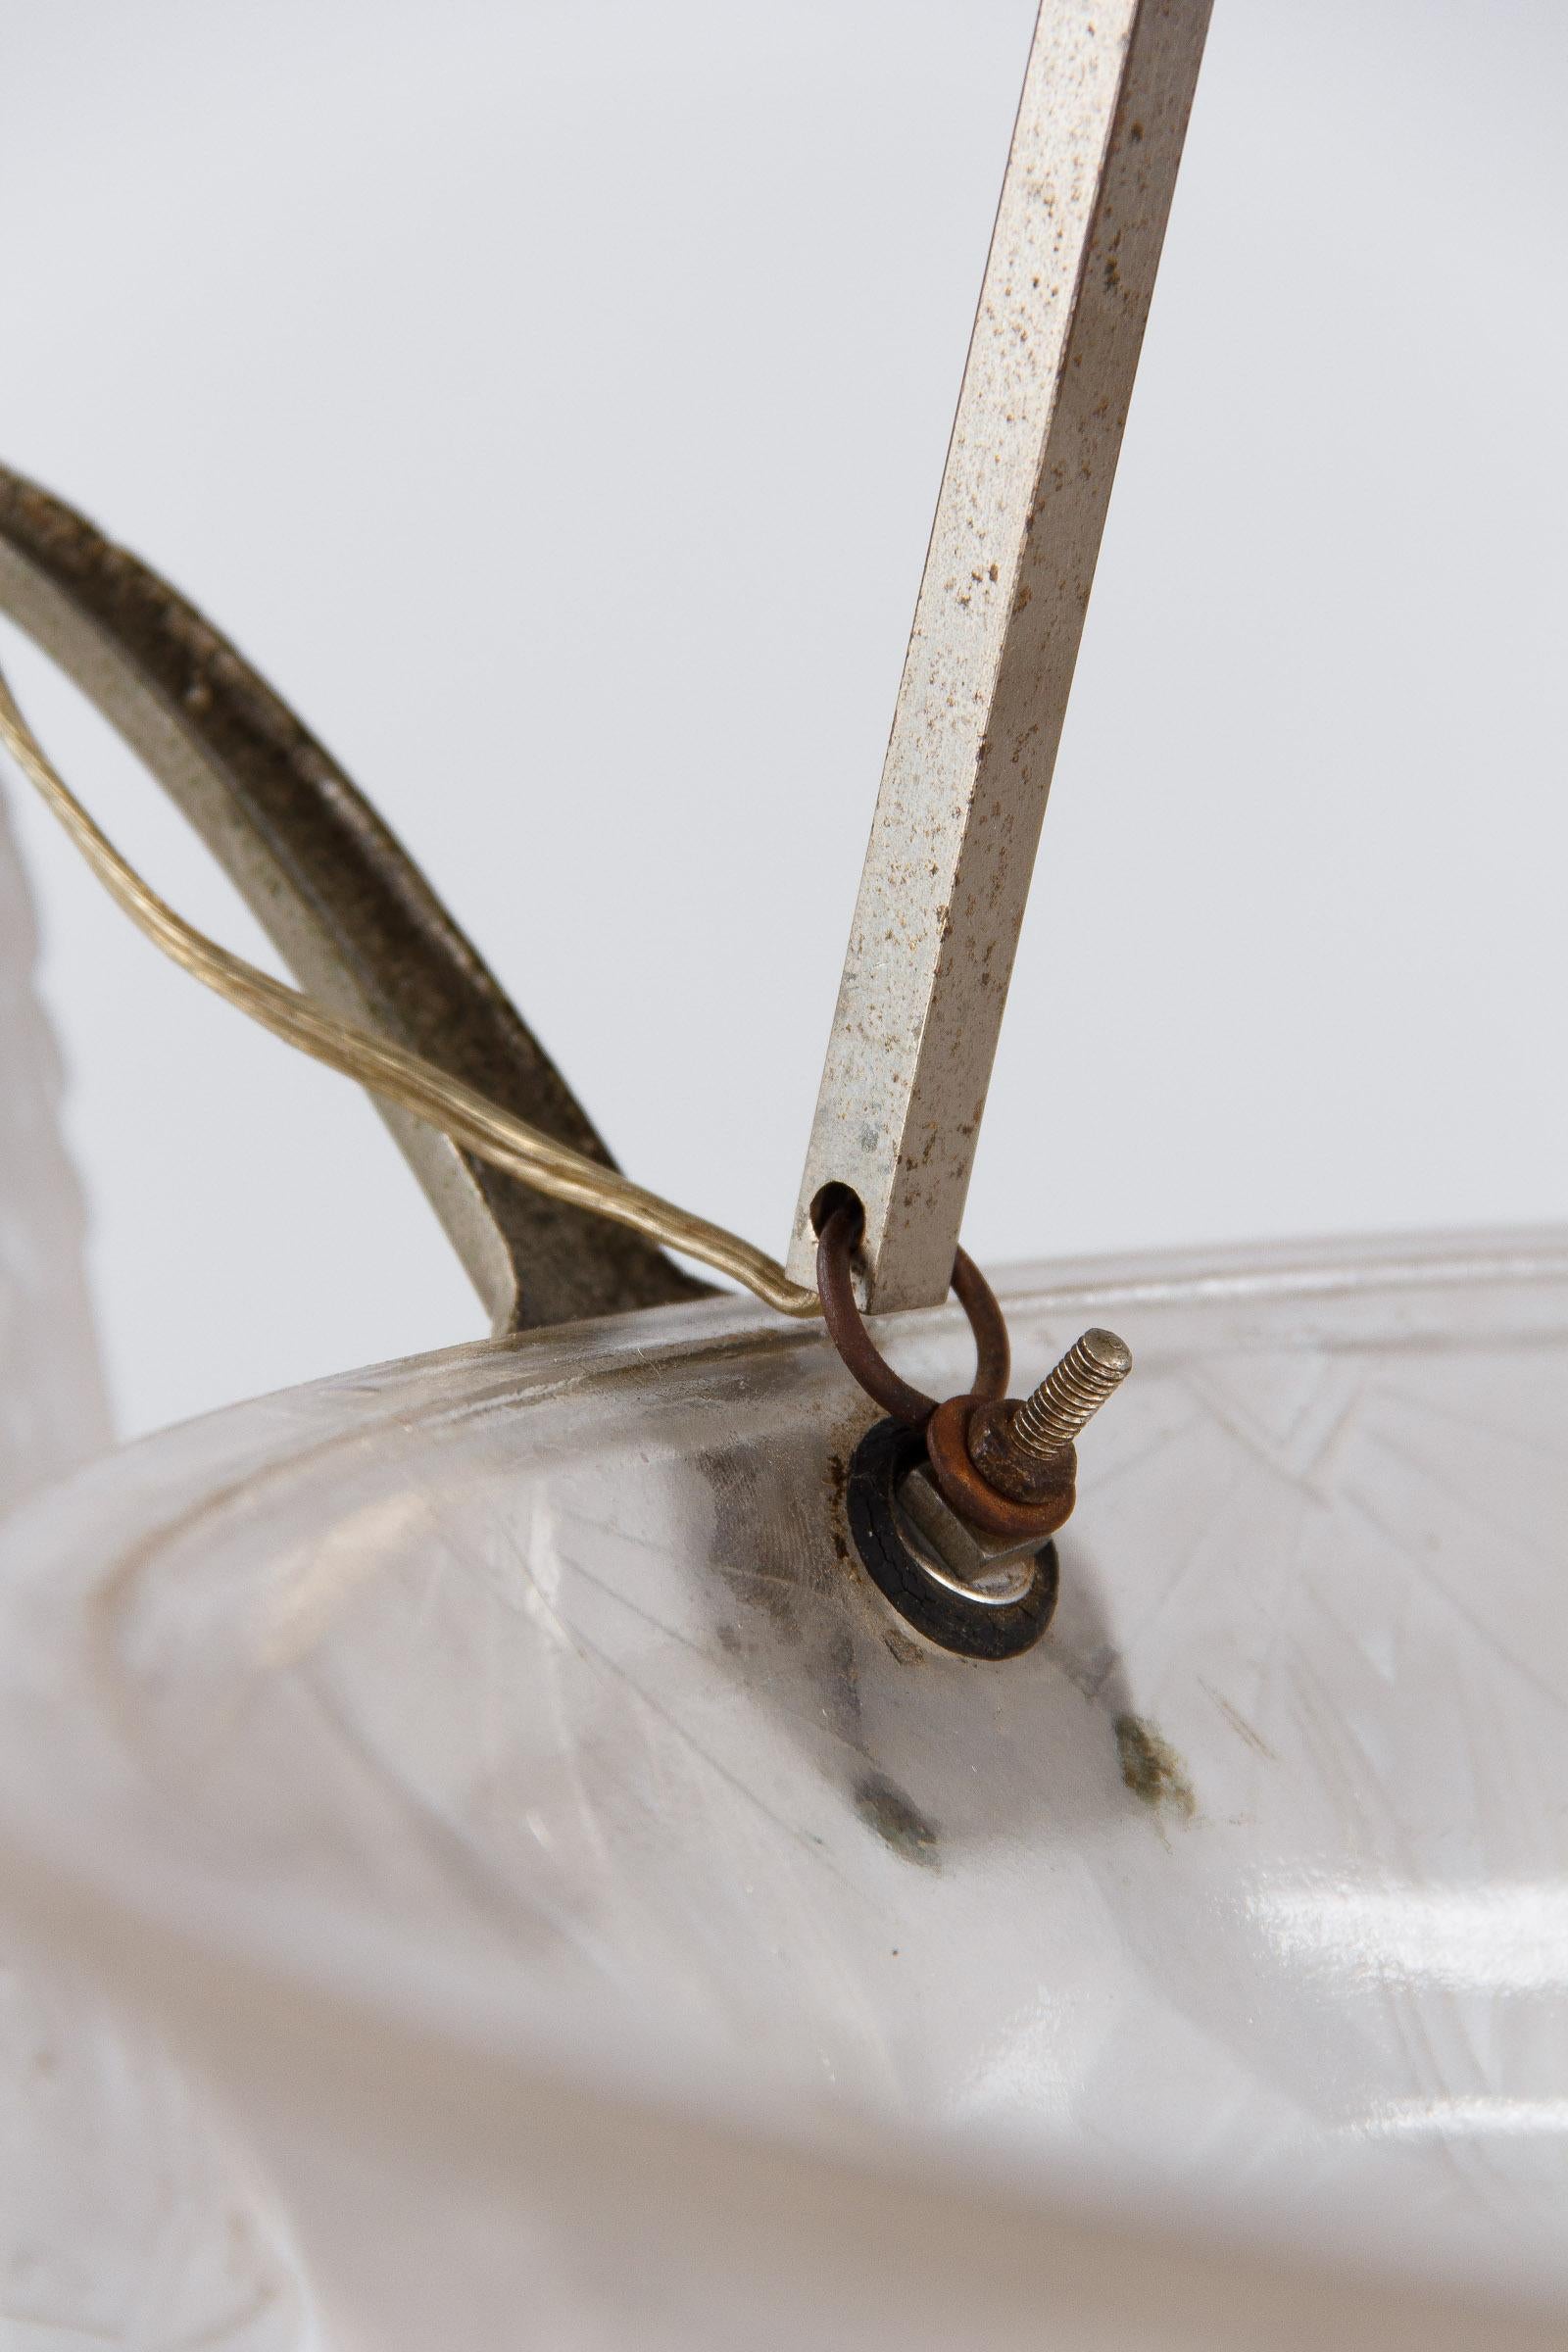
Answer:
[
  {"xmin": 814, "ymin": 1197, "xmax": 1009, "ymax": 1429},
  {"xmin": 818, "ymin": 1189, "xmax": 1134, "ymax": 1662}
]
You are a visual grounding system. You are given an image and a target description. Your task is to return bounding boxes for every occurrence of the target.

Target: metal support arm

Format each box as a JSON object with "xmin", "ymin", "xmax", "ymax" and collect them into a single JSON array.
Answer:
[
  {"xmin": 0, "ymin": 464, "xmax": 709, "ymax": 1332},
  {"xmin": 789, "ymin": 0, "xmax": 1210, "ymax": 1309}
]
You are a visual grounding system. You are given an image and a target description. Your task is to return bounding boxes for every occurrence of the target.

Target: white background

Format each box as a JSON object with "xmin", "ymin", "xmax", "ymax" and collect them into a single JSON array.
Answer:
[{"xmin": 3, "ymin": 0, "xmax": 1564, "ymax": 1440}]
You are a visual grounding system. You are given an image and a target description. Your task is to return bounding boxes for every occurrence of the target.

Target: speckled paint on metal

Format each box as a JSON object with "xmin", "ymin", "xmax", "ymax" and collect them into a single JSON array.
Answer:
[{"xmin": 791, "ymin": 0, "xmax": 1211, "ymax": 1308}]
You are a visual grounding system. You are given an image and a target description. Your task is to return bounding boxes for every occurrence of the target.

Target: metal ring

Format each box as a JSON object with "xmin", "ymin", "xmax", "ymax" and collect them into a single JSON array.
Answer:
[
  {"xmin": 845, "ymin": 1417, "xmax": 1058, "ymax": 1659},
  {"xmin": 952, "ymin": 1249, "xmax": 1011, "ymax": 1402},
  {"xmin": 815, "ymin": 1200, "xmax": 1010, "ymax": 1428}
]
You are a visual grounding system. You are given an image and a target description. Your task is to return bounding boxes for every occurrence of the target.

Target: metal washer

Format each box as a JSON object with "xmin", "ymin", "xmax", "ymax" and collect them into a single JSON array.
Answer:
[{"xmin": 845, "ymin": 1417, "xmax": 1059, "ymax": 1662}]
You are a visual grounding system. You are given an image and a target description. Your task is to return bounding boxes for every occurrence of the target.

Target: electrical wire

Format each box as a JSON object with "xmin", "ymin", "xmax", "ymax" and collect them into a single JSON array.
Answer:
[{"xmin": 0, "ymin": 664, "xmax": 820, "ymax": 1320}]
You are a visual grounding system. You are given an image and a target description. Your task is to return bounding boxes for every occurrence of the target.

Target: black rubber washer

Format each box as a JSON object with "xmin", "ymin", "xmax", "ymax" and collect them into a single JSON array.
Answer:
[{"xmin": 845, "ymin": 1416, "xmax": 1059, "ymax": 1661}]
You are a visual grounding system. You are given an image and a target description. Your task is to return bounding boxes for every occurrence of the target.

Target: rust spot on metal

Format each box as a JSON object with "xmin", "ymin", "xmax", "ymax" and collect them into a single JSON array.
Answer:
[
  {"xmin": 925, "ymin": 1395, "xmax": 1074, "ymax": 1541},
  {"xmin": 966, "ymin": 1397, "xmax": 1078, "ymax": 1504}
]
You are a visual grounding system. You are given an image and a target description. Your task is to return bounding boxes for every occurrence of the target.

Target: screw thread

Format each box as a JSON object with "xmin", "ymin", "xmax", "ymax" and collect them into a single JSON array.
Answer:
[{"xmin": 1012, "ymin": 1327, "xmax": 1132, "ymax": 1461}]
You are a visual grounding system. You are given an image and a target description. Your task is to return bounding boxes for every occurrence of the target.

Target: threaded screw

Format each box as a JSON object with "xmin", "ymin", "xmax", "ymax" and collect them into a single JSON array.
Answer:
[{"xmin": 1011, "ymin": 1327, "xmax": 1132, "ymax": 1462}]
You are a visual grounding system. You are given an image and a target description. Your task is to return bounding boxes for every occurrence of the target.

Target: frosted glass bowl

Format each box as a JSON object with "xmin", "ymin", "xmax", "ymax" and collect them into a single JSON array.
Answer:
[{"xmin": 0, "ymin": 1232, "xmax": 1564, "ymax": 2347}]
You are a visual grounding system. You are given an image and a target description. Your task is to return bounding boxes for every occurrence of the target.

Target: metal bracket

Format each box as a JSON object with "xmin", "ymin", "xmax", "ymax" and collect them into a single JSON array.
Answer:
[
  {"xmin": 0, "ymin": 464, "xmax": 710, "ymax": 1332},
  {"xmin": 789, "ymin": 0, "xmax": 1210, "ymax": 1309}
]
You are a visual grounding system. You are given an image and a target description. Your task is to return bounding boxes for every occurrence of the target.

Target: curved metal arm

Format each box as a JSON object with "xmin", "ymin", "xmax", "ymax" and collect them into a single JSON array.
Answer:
[{"xmin": 0, "ymin": 463, "xmax": 709, "ymax": 1331}]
